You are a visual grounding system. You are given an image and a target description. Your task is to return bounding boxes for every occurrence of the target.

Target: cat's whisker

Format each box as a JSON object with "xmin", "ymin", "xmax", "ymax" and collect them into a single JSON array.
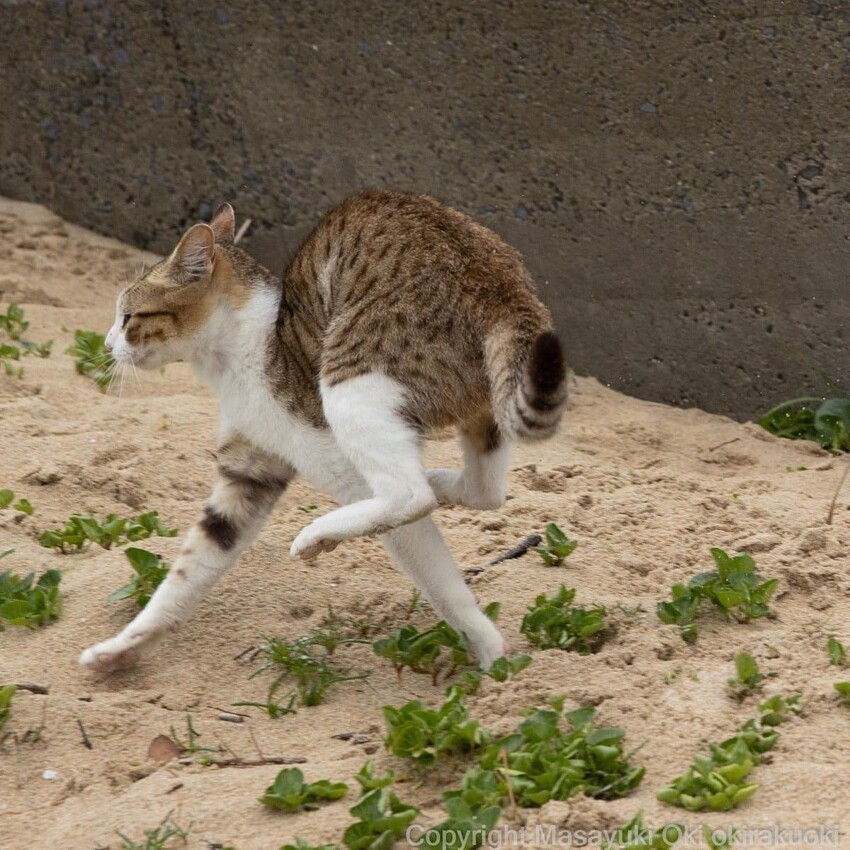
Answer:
[{"xmin": 128, "ymin": 358, "xmax": 141, "ymax": 391}]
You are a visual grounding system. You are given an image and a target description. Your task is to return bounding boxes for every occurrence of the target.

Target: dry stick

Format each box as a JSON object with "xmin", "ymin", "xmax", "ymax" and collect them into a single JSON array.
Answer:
[
  {"xmin": 826, "ymin": 463, "xmax": 850, "ymax": 525},
  {"xmin": 76, "ymin": 718, "xmax": 93, "ymax": 750},
  {"xmin": 178, "ymin": 755, "xmax": 306, "ymax": 768},
  {"xmin": 14, "ymin": 682, "xmax": 49, "ymax": 695},
  {"xmin": 233, "ymin": 217, "xmax": 253, "ymax": 245},
  {"xmin": 499, "ymin": 748, "xmax": 518, "ymax": 822},
  {"xmin": 707, "ymin": 437, "xmax": 741, "ymax": 453}
]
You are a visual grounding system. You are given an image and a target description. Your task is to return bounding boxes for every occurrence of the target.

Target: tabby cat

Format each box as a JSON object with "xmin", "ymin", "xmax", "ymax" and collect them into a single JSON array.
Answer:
[{"xmin": 79, "ymin": 190, "xmax": 567, "ymax": 673}]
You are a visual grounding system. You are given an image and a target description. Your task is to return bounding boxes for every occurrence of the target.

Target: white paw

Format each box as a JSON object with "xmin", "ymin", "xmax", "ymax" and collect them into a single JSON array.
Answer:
[
  {"xmin": 79, "ymin": 637, "xmax": 143, "ymax": 673},
  {"xmin": 426, "ymin": 468, "xmax": 464, "ymax": 504},
  {"xmin": 289, "ymin": 524, "xmax": 340, "ymax": 560}
]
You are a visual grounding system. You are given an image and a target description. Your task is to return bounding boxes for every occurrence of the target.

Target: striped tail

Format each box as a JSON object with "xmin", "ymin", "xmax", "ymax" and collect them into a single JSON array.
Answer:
[{"xmin": 488, "ymin": 329, "xmax": 568, "ymax": 441}]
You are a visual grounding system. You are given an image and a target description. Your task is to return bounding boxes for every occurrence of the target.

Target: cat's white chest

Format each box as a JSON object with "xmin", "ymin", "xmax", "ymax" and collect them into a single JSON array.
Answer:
[{"xmin": 195, "ymin": 292, "xmax": 358, "ymax": 498}]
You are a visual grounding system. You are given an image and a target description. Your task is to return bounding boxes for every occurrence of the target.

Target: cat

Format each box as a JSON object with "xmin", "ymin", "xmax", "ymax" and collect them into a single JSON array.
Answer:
[{"xmin": 79, "ymin": 190, "xmax": 567, "ymax": 673}]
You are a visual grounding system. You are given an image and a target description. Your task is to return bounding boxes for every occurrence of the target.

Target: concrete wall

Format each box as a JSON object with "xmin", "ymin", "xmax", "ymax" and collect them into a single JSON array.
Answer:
[{"xmin": 1, "ymin": 0, "xmax": 847, "ymax": 418}]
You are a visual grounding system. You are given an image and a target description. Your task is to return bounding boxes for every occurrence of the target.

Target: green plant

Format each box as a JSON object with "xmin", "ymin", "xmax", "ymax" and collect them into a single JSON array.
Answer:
[
  {"xmin": 372, "ymin": 621, "xmax": 473, "ymax": 685},
  {"xmin": 459, "ymin": 654, "xmax": 532, "ymax": 695},
  {"xmin": 0, "ymin": 684, "xmax": 16, "ymax": 732},
  {"xmin": 383, "ymin": 685, "xmax": 490, "ymax": 768},
  {"xmin": 117, "ymin": 820, "xmax": 190, "ymax": 850},
  {"xmin": 827, "ymin": 637, "xmax": 846, "ymax": 666},
  {"xmin": 260, "ymin": 767, "xmax": 348, "ymax": 812},
  {"xmin": 67, "ymin": 329, "xmax": 116, "ymax": 389},
  {"xmin": 520, "ymin": 585, "xmax": 607, "ymax": 653},
  {"xmin": 239, "ymin": 634, "xmax": 369, "ymax": 713},
  {"xmin": 417, "ymin": 767, "xmax": 503, "ymax": 849},
  {"xmin": 477, "ymin": 700, "xmax": 644, "ymax": 805},
  {"xmin": 39, "ymin": 510, "xmax": 178, "ymax": 552},
  {"xmin": 170, "ymin": 714, "xmax": 219, "ymax": 757},
  {"xmin": 657, "ymin": 549, "xmax": 778, "ymax": 642},
  {"xmin": 342, "ymin": 760, "xmax": 420, "ymax": 850},
  {"xmin": 0, "ymin": 568, "xmax": 62, "ymax": 629},
  {"xmin": 604, "ymin": 813, "xmax": 686, "ymax": 850},
  {"xmin": 758, "ymin": 396, "xmax": 850, "ymax": 453},
  {"xmin": 834, "ymin": 682, "xmax": 850, "ymax": 706},
  {"xmin": 0, "ymin": 303, "xmax": 51, "ymax": 377},
  {"xmin": 0, "ymin": 489, "xmax": 34, "ymax": 515},
  {"xmin": 727, "ymin": 653, "xmax": 762, "ymax": 698},
  {"xmin": 657, "ymin": 695, "xmax": 800, "ymax": 811},
  {"xmin": 109, "ymin": 547, "xmax": 170, "ymax": 607},
  {"xmin": 281, "ymin": 841, "xmax": 338, "ymax": 850},
  {"xmin": 533, "ymin": 522, "xmax": 578, "ymax": 566}
]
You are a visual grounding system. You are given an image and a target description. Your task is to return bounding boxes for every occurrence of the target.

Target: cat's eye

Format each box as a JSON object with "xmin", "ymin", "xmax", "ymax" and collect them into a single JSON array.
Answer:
[{"xmin": 121, "ymin": 314, "xmax": 131, "ymax": 328}]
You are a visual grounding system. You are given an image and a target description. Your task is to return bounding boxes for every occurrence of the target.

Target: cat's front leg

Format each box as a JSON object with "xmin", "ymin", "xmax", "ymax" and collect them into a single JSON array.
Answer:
[{"xmin": 80, "ymin": 435, "xmax": 293, "ymax": 673}]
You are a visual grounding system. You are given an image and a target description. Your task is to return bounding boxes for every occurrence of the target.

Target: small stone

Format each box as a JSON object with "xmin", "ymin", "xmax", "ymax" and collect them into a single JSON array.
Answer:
[
  {"xmin": 798, "ymin": 527, "xmax": 828, "ymax": 553},
  {"xmin": 639, "ymin": 101, "xmax": 658, "ymax": 114},
  {"xmin": 735, "ymin": 531, "xmax": 782, "ymax": 553},
  {"xmin": 42, "ymin": 769, "xmax": 59, "ymax": 780}
]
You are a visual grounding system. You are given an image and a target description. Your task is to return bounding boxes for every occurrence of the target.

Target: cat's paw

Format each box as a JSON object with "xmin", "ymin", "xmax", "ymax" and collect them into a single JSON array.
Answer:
[
  {"xmin": 289, "ymin": 526, "xmax": 341, "ymax": 560},
  {"xmin": 79, "ymin": 638, "xmax": 143, "ymax": 673}
]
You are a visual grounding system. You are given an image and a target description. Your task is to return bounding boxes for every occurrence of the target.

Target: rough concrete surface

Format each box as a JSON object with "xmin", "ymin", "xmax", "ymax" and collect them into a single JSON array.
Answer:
[{"xmin": 0, "ymin": 0, "xmax": 847, "ymax": 418}]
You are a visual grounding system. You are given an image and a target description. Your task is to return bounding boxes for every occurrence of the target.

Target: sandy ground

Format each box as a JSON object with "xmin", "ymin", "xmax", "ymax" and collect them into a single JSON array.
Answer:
[{"xmin": 0, "ymin": 197, "xmax": 848, "ymax": 850}]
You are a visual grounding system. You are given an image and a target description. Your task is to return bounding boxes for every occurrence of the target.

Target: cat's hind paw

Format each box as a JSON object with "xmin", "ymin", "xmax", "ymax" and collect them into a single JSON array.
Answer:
[{"xmin": 79, "ymin": 637, "xmax": 143, "ymax": 673}]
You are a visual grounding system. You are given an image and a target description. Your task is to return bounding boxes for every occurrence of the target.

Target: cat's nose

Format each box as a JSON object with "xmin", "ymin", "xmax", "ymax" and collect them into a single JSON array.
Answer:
[{"xmin": 104, "ymin": 334, "xmax": 113, "ymax": 352}]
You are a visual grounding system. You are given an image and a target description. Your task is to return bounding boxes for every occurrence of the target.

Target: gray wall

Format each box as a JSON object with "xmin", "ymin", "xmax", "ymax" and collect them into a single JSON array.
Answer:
[{"xmin": 1, "ymin": 0, "xmax": 848, "ymax": 418}]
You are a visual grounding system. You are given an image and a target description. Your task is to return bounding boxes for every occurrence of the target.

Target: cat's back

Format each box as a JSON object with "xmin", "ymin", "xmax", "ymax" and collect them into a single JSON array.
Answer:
[{"xmin": 286, "ymin": 189, "xmax": 539, "ymax": 314}]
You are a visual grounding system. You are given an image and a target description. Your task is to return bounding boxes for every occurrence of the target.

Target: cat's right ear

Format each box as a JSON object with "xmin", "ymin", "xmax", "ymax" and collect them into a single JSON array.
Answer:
[
  {"xmin": 168, "ymin": 223, "xmax": 216, "ymax": 285},
  {"xmin": 209, "ymin": 203, "xmax": 236, "ymax": 244}
]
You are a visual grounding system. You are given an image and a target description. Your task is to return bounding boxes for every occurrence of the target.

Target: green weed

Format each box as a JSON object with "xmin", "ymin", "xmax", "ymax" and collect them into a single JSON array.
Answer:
[
  {"xmin": 260, "ymin": 766, "xmax": 348, "ymax": 812},
  {"xmin": 116, "ymin": 820, "xmax": 190, "ymax": 850},
  {"xmin": 604, "ymin": 813, "xmax": 686, "ymax": 850},
  {"xmin": 383, "ymin": 685, "xmax": 490, "ymax": 768},
  {"xmin": 239, "ymin": 634, "xmax": 369, "ymax": 713},
  {"xmin": 758, "ymin": 396, "xmax": 850, "ymax": 453},
  {"xmin": 657, "ymin": 549, "xmax": 778, "ymax": 642},
  {"xmin": 727, "ymin": 653, "xmax": 762, "ymax": 698},
  {"xmin": 834, "ymin": 682, "xmax": 850, "ymax": 707},
  {"xmin": 372, "ymin": 620, "xmax": 476, "ymax": 685},
  {"xmin": 0, "ymin": 489, "xmax": 33, "ymax": 515},
  {"xmin": 0, "ymin": 568, "xmax": 62, "ymax": 629},
  {"xmin": 0, "ymin": 684, "xmax": 16, "ymax": 732},
  {"xmin": 0, "ymin": 303, "xmax": 52, "ymax": 377},
  {"xmin": 109, "ymin": 547, "xmax": 170, "ymax": 607},
  {"xmin": 827, "ymin": 637, "xmax": 846, "ymax": 666},
  {"xmin": 39, "ymin": 510, "xmax": 177, "ymax": 552},
  {"xmin": 67, "ymin": 329, "xmax": 115, "ymax": 389},
  {"xmin": 657, "ymin": 695, "xmax": 800, "ymax": 811},
  {"xmin": 533, "ymin": 522, "xmax": 578, "ymax": 566},
  {"xmin": 458, "ymin": 654, "xmax": 532, "ymax": 696},
  {"xmin": 520, "ymin": 585, "xmax": 607, "ymax": 653},
  {"xmin": 342, "ymin": 760, "xmax": 420, "ymax": 850}
]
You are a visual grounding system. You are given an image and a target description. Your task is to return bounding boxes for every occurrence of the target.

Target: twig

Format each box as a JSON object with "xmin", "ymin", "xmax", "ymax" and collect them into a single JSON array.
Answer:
[
  {"xmin": 249, "ymin": 726, "xmax": 265, "ymax": 759},
  {"xmin": 76, "ymin": 718, "xmax": 93, "ymax": 750},
  {"xmin": 499, "ymin": 748, "xmax": 518, "ymax": 821},
  {"xmin": 707, "ymin": 437, "xmax": 740, "ymax": 453},
  {"xmin": 490, "ymin": 533, "xmax": 543, "ymax": 565},
  {"xmin": 827, "ymin": 463, "xmax": 850, "ymax": 525},
  {"xmin": 233, "ymin": 645, "xmax": 257, "ymax": 661},
  {"xmin": 177, "ymin": 755, "xmax": 305, "ymax": 768},
  {"xmin": 233, "ymin": 217, "xmax": 252, "ymax": 245},
  {"xmin": 14, "ymin": 682, "xmax": 49, "ymax": 695}
]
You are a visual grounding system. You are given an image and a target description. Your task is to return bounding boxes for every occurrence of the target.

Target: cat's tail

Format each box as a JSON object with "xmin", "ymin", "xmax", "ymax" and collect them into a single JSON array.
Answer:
[{"xmin": 486, "ymin": 326, "xmax": 568, "ymax": 442}]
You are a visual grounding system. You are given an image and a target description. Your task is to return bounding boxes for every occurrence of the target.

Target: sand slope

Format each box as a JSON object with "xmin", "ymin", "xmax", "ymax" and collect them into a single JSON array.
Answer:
[{"xmin": 0, "ymin": 198, "xmax": 848, "ymax": 850}]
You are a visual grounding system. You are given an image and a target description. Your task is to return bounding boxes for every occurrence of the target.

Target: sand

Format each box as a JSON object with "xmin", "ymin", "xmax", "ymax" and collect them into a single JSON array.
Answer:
[{"xmin": 0, "ymin": 197, "xmax": 847, "ymax": 850}]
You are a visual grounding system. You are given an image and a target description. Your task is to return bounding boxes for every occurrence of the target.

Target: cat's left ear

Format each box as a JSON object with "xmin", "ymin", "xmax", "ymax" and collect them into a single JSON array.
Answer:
[
  {"xmin": 169, "ymin": 223, "xmax": 216, "ymax": 285},
  {"xmin": 209, "ymin": 202, "xmax": 236, "ymax": 245}
]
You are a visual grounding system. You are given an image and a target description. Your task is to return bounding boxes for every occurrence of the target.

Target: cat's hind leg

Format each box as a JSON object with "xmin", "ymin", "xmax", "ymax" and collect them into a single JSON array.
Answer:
[
  {"xmin": 289, "ymin": 373, "xmax": 437, "ymax": 559},
  {"xmin": 380, "ymin": 516, "xmax": 507, "ymax": 668},
  {"xmin": 427, "ymin": 418, "xmax": 512, "ymax": 510},
  {"xmin": 80, "ymin": 436, "xmax": 293, "ymax": 673}
]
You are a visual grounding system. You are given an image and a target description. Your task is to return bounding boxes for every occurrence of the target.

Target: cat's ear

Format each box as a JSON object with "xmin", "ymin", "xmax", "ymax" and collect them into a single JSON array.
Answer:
[
  {"xmin": 209, "ymin": 202, "xmax": 236, "ymax": 244},
  {"xmin": 169, "ymin": 223, "xmax": 216, "ymax": 285}
]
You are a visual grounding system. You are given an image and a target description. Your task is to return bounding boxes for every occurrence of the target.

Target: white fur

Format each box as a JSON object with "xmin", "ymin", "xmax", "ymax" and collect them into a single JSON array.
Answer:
[{"xmin": 82, "ymin": 286, "xmax": 509, "ymax": 671}]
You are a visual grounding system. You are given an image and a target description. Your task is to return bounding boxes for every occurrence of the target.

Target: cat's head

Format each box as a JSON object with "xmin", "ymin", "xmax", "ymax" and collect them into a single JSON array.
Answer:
[{"xmin": 106, "ymin": 204, "xmax": 252, "ymax": 369}]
